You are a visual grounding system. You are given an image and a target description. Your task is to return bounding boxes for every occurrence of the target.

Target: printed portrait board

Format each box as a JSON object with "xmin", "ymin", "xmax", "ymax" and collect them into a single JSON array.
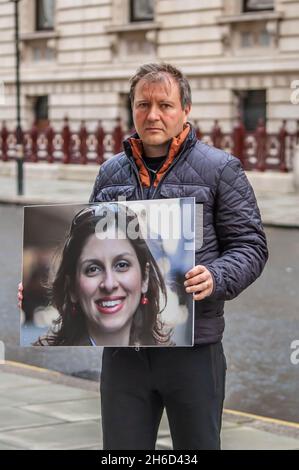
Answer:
[{"xmin": 21, "ymin": 198, "xmax": 196, "ymax": 347}]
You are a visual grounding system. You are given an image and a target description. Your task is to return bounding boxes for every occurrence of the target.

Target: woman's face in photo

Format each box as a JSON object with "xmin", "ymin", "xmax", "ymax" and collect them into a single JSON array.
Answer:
[{"xmin": 74, "ymin": 231, "xmax": 148, "ymax": 336}]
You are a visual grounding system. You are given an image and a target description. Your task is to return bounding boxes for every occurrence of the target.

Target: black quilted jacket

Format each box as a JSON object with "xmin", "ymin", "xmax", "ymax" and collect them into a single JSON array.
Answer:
[{"xmin": 90, "ymin": 125, "xmax": 268, "ymax": 345}]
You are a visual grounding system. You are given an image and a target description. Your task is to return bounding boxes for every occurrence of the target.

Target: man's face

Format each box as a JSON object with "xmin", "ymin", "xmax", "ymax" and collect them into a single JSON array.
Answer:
[{"xmin": 132, "ymin": 75, "xmax": 191, "ymax": 157}]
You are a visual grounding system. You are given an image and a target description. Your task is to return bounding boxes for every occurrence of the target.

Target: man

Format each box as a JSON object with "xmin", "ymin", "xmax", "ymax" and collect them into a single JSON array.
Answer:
[{"xmin": 90, "ymin": 63, "xmax": 268, "ymax": 450}]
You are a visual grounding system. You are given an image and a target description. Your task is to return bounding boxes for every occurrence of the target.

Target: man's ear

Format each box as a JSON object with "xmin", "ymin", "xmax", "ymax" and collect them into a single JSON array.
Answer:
[
  {"xmin": 184, "ymin": 104, "xmax": 191, "ymax": 122},
  {"xmin": 141, "ymin": 262, "xmax": 150, "ymax": 293}
]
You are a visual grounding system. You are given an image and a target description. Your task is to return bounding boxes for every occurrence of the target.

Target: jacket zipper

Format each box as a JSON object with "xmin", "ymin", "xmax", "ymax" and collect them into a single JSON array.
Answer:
[{"xmin": 127, "ymin": 158, "xmax": 145, "ymax": 200}]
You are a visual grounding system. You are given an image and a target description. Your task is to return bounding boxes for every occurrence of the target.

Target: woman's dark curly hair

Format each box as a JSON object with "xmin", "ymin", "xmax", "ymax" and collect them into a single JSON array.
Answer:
[{"xmin": 34, "ymin": 203, "xmax": 171, "ymax": 346}]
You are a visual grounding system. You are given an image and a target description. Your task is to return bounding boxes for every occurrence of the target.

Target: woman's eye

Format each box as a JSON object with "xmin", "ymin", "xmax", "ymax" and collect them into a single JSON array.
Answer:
[
  {"xmin": 115, "ymin": 261, "xmax": 130, "ymax": 271},
  {"xmin": 85, "ymin": 265, "xmax": 101, "ymax": 275}
]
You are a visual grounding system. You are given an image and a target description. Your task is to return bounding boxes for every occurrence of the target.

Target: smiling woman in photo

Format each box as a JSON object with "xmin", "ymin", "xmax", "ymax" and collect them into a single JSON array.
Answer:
[{"xmin": 30, "ymin": 203, "xmax": 170, "ymax": 347}]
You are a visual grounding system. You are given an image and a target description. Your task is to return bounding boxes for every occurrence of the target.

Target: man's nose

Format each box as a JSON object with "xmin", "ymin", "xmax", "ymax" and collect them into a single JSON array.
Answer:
[
  {"xmin": 147, "ymin": 105, "xmax": 160, "ymax": 121},
  {"xmin": 99, "ymin": 269, "xmax": 118, "ymax": 292}
]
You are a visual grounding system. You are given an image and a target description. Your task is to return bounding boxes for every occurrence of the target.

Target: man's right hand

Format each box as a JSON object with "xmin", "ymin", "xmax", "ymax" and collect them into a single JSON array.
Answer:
[{"xmin": 18, "ymin": 282, "xmax": 23, "ymax": 309}]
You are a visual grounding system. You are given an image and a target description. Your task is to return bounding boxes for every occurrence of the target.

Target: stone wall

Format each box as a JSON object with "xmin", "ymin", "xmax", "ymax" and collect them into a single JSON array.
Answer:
[{"xmin": 0, "ymin": 0, "xmax": 298, "ymax": 133}]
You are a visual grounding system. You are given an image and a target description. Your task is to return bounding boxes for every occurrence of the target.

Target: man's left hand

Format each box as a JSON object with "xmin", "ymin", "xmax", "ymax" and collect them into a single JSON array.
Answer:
[{"xmin": 184, "ymin": 265, "xmax": 214, "ymax": 301}]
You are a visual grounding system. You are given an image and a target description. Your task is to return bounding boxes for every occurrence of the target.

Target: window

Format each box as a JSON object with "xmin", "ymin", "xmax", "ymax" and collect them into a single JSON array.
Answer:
[
  {"xmin": 36, "ymin": 0, "xmax": 55, "ymax": 31},
  {"xmin": 34, "ymin": 96, "xmax": 48, "ymax": 127},
  {"xmin": 235, "ymin": 90, "xmax": 266, "ymax": 131},
  {"xmin": 259, "ymin": 29, "xmax": 271, "ymax": 47},
  {"xmin": 243, "ymin": 0, "xmax": 274, "ymax": 12},
  {"xmin": 130, "ymin": 0, "xmax": 154, "ymax": 22},
  {"xmin": 239, "ymin": 28, "xmax": 271, "ymax": 49},
  {"xmin": 240, "ymin": 31, "xmax": 253, "ymax": 48},
  {"xmin": 32, "ymin": 42, "xmax": 55, "ymax": 62}
]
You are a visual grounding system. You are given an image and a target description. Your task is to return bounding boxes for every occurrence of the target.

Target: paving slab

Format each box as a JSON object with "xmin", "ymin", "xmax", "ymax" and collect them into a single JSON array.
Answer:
[
  {"xmin": 0, "ymin": 406, "xmax": 64, "ymax": 432},
  {"xmin": 221, "ymin": 421, "xmax": 241, "ymax": 430},
  {"xmin": 80, "ymin": 445, "xmax": 102, "ymax": 450},
  {"xmin": 0, "ymin": 396, "xmax": 25, "ymax": 407},
  {"xmin": 0, "ymin": 371, "xmax": 49, "ymax": 389},
  {"xmin": 255, "ymin": 192, "xmax": 299, "ymax": 227},
  {"xmin": 22, "ymin": 398, "xmax": 101, "ymax": 422},
  {"xmin": 0, "ymin": 441, "xmax": 23, "ymax": 450},
  {"xmin": 0, "ymin": 420, "xmax": 101, "ymax": 450},
  {"xmin": 0, "ymin": 173, "xmax": 91, "ymax": 205},
  {"xmin": 221, "ymin": 426, "xmax": 299, "ymax": 450},
  {"xmin": 0, "ymin": 382, "xmax": 98, "ymax": 406},
  {"xmin": 1, "ymin": 359, "xmax": 299, "ymax": 450}
]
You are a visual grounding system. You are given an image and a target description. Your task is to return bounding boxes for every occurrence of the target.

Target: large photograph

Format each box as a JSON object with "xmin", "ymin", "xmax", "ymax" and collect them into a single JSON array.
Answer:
[{"xmin": 21, "ymin": 198, "xmax": 195, "ymax": 347}]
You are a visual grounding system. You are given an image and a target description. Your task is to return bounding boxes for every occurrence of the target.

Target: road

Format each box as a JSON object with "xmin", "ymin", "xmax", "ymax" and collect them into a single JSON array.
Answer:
[{"xmin": 0, "ymin": 204, "xmax": 298, "ymax": 422}]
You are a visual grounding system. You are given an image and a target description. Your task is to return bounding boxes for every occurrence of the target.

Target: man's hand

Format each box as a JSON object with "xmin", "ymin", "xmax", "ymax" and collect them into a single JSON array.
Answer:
[{"xmin": 184, "ymin": 265, "xmax": 214, "ymax": 301}]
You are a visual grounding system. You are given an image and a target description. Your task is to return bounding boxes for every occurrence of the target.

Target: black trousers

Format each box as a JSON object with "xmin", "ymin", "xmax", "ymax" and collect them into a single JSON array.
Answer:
[{"xmin": 100, "ymin": 342, "xmax": 226, "ymax": 450}]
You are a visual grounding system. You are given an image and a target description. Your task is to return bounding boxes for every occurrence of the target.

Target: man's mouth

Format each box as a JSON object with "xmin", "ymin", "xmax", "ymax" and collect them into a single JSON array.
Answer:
[{"xmin": 95, "ymin": 297, "xmax": 125, "ymax": 315}]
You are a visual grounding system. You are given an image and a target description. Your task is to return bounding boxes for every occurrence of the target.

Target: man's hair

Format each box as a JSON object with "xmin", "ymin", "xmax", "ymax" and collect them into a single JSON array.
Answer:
[{"xmin": 129, "ymin": 63, "xmax": 192, "ymax": 110}]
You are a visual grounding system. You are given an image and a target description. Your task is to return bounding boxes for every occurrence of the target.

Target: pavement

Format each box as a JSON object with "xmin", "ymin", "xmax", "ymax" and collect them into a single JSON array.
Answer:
[
  {"xmin": 0, "ymin": 164, "xmax": 299, "ymax": 227},
  {"xmin": 0, "ymin": 166, "xmax": 299, "ymax": 450},
  {"xmin": 0, "ymin": 362, "xmax": 299, "ymax": 450}
]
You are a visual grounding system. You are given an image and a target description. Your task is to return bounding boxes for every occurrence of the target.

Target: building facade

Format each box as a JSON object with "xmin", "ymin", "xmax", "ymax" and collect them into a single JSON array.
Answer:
[{"xmin": 0, "ymin": 0, "xmax": 299, "ymax": 134}]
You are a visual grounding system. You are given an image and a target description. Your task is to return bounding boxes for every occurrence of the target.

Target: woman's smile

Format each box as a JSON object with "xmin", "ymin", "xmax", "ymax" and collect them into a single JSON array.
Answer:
[{"xmin": 95, "ymin": 296, "xmax": 126, "ymax": 315}]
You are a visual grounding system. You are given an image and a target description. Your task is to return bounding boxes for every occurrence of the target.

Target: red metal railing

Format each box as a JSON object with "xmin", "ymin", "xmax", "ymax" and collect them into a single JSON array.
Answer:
[{"xmin": 1, "ymin": 118, "xmax": 298, "ymax": 171}]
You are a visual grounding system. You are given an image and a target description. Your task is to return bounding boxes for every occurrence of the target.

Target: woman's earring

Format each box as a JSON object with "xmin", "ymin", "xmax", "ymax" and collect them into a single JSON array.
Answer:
[{"xmin": 141, "ymin": 293, "xmax": 149, "ymax": 305}]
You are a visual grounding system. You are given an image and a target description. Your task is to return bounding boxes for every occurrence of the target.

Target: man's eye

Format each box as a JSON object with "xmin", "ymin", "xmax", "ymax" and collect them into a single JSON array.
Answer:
[
  {"xmin": 161, "ymin": 104, "xmax": 171, "ymax": 109},
  {"xmin": 138, "ymin": 103, "xmax": 148, "ymax": 108}
]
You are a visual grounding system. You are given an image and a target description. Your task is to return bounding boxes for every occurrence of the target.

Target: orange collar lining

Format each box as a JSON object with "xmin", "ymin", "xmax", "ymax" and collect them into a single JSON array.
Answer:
[{"xmin": 128, "ymin": 124, "xmax": 190, "ymax": 188}]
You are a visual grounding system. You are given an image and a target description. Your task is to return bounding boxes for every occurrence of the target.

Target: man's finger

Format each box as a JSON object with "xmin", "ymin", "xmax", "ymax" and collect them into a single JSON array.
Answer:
[
  {"xmin": 187, "ymin": 281, "xmax": 211, "ymax": 294},
  {"xmin": 184, "ymin": 273, "xmax": 209, "ymax": 287},
  {"xmin": 193, "ymin": 291, "xmax": 209, "ymax": 301},
  {"xmin": 185, "ymin": 265, "xmax": 206, "ymax": 279}
]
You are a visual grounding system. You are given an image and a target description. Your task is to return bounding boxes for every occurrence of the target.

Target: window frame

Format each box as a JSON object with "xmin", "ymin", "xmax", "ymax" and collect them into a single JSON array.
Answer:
[
  {"xmin": 34, "ymin": 95, "xmax": 49, "ymax": 121},
  {"xmin": 35, "ymin": 0, "xmax": 55, "ymax": 32},
  {"xmin": 243, "ymin": 0, "xmax": 274, "ymax": 13},
  {"xmin": 235, "ymin": 89, "xmax": 267, "ymax": 132},
  {"xmin": 129, "ymin": 0, "xmax": 154, "ymax": 23}
]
